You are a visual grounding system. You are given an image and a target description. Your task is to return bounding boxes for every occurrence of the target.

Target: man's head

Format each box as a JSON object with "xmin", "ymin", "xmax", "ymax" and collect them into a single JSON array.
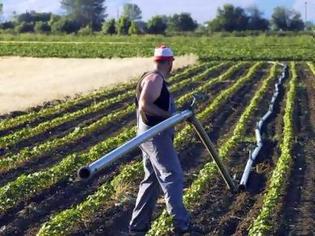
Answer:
[{"xmin": 154, "ymin": 45, "xmax": 174, "ymax": 76}]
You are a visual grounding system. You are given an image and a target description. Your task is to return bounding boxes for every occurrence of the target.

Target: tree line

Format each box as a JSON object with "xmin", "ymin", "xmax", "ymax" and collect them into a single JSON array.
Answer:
[{"xmin": 0, "ymin": 1, "xmax": 313, "ymax": 35}]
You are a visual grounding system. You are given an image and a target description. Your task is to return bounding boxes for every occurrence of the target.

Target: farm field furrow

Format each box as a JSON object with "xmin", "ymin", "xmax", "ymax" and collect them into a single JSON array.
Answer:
[
  {"xmin": 276, "ymin": 63, "xmax": 315, "ymax": 234},
  {"xmin": 183, "ymin": 64, "xmax": 288, "ymax": 235},
  {"xmin": 248, "ymin": 62, "xmax": 297, "ymax": 235},
  {"xmin": 36, "ymin": 63, "xmax": 264, "ymax": 235},
  {"xmin": 0, "ymin": 62, "xmax": 250, "ymax": 233}
]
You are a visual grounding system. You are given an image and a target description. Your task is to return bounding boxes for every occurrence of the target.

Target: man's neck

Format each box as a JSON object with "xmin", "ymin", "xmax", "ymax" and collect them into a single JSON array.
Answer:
[{"xmin": 155, "ymin": 68, "xmax": 168, "ymax": 79}]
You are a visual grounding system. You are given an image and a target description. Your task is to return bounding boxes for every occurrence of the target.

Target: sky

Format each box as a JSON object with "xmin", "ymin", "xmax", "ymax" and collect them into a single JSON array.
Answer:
[{"xmin": 1, "ymin": 0, "xmax": 314, "ymax": 23}]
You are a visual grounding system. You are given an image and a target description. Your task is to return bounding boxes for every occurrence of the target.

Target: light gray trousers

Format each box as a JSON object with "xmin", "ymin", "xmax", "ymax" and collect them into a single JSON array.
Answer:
[{"xmin": 129, "ymin": 110, "xmax": 189, "ymax": 232}]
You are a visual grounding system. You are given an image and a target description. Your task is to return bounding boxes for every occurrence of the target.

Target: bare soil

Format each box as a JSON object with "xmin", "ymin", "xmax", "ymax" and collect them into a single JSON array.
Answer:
[{"xmin": 0, "ymin": 55, "xmax": 197, "ymax": 115}]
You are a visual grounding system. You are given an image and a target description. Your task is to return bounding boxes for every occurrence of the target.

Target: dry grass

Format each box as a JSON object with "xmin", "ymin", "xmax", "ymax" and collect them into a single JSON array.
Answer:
[{"xmin": 0, "ymin": 54, "xmax": 197, "ymax": 115}]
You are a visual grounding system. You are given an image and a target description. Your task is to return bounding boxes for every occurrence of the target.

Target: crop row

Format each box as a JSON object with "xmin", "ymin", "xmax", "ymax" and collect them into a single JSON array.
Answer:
[
  {"xmin": 37, "ymin": 63, "xmax": 259, "ymax": 235},
  {"xmin": 170, "ymin": 62, "xmax": 226, "ymax": 92},
  {"xmin": 0, "ymin": 62, "xmax": 243, "ymax": 214},
  {"xmin": 148, "ymin": 62, "xmax": 276, "ymax": 235},
  {"xmin": 0, "ymin": 105, "xmax": 135, "ymax": 173},
  {"xmin": 0, "ymin": 61, "xmax": 212, "ymax": 133},
  {"xmin": 248, "ymin": 62, "xmax": 297, "ymax": 235},
  {"xmin": 0, "ymin": 90, "xmax": 134, "ymax": 148},
  {"xmin": 177, "ymin": 62, "xmax": 247, "ymax": 105}
]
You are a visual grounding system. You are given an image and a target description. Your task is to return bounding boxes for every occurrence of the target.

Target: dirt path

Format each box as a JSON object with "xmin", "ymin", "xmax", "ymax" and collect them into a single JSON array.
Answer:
[
  {"xmin": 0, "ymin": 55, "xmax": 197, "ymax": 115},
  {"xmin": 277, "ymin": 63, "xmax": 315, "ymax": 235}
]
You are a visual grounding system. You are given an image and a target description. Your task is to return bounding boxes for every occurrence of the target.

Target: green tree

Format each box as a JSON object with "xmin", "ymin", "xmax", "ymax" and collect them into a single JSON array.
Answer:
[
  {"xmin": 16, "ymin": 11, "xmax": 52, "ymax": 23},
  {"xmin": 17, "ymin": 11, "xmax": 34, "ymax": 23},
  {"xmin": 102, "ymin": 18, "xmax": 116, "ymax": 34},
  {"xmin": 289, "ymin": 12, "xmax": 305, "ymax": 31},
  {"xmin": 208, "ymin": 4, "xmax": 249, "ymax": 32},
  {"xmin": 61, "ymin": 0, "xmax": 107, "ymax": 31},
  {"xmin": 147, "ymin": 15, "xmax": 167, "ymax": 34},
  {"xmin": 15, "ymin": 22, "xmax": 34, "ymax": 33},
  {"xmin": 0, "ymin": 21, "xmax": 15, "ymax": 30},
  {"xmin": 122, "ymin": 3, "xmax": 142, "ymax": 21},
  {"xmin": 128, "ymin": 21, "xmax": 141, "ymax": 34},
  {"xmin": 246, "ymin": 6, "xmax": 269, "ymax": 30},
  {"xmin": 168, "ymin": 13, "xmax": 198, "ymax": 32},
  {"xmin": 50, "ymin": 17, "xmax": 81, "ymax": 33},
  {"xmin": 34, "ymin": 12, "xmax": 52, "ymax": 22},
  {"xmin": 117, "ymin": 16, "xmax": 131, "ymax": 35},
  {"xmin": 271, "ymin": 6, "xmax": 304, "ymax": 31},
  {"xmin": 34, "ymin": 21, "xmax": 51, "ymax": 33}
]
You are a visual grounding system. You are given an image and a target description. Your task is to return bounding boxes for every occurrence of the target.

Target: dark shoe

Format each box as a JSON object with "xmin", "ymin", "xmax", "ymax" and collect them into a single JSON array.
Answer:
[{"xmin": 174, "ymin": 223, "xmax": 205, "ymax": 236}]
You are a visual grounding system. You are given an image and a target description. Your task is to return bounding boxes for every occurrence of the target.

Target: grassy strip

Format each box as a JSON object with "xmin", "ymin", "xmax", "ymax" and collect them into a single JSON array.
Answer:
[
  {"xmin": 0, "ymin": 62, "xmax": 240, "ymax": 215},
  {"xmin": 0, "ymin": 62, "xmax": 211, "ymax": 132},
  {"xmin": 248, "ymin": 62, "xmax": 297, "ymax": 235},
  {"xmin": 36, "ymin": 63, "xmax": 257, "ymax": 235},
  {"xmin": 148, "ymin": 62, "xmax": 277, "ymax": 235}
]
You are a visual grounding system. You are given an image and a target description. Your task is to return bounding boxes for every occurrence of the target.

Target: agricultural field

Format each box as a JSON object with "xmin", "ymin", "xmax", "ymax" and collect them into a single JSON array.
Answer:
[{"xmin": 0, "ymin": 35, "xmax": 314, "ymax": 236}]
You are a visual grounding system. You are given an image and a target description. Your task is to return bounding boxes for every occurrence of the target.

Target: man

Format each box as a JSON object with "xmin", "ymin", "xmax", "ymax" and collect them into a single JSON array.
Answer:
[{"xmin": 129, "ymin": 45, "xmax": 199, "ymax": 236}]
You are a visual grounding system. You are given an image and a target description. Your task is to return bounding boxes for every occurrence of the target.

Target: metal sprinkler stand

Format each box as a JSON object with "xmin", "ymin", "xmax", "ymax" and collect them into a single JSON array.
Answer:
[
  {"xmin": 187, "ymin": 115, "xmax": 237, "ymax": 192},
  {"xmin": 78, "ymin": 98, "xmax": 237, "ymax": 192}
]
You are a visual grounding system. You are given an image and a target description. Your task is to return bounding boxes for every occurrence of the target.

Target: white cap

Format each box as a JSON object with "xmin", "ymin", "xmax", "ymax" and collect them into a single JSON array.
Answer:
[{"xmin": 154, "ymin": 45, "xmax": 174, "ymax": 62}]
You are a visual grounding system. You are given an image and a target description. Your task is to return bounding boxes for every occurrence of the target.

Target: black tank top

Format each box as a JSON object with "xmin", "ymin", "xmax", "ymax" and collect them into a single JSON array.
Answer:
[{"xmin": 135, "ymin": 71, "xmax": 170, "ymax": 126}]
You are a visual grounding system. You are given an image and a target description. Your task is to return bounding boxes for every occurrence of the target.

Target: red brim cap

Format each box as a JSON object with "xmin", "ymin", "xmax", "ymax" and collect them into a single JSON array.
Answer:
[
  {"xmin": 154, "ymin": 46, "xmax": 174, "ymax": 62},
  {"xmin": 154, "ymin": 56, "xmax": 175, "ymax": 62}
]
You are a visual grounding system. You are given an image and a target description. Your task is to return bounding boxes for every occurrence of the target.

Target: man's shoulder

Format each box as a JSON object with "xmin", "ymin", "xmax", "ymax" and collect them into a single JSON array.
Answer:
[{"xmin": 142, "ymin": 72, "xmax": 163, "ymax": 84}]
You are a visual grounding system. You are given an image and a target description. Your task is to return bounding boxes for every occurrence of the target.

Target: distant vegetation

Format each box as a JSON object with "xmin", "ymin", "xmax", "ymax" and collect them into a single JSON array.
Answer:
[
  {"xmin": 0, "ymin": 1, "xmax": 314, "ymax": 35},
  {"xmin": 0, "ymin": 35, "xmax": 314, "ymax": 61}
]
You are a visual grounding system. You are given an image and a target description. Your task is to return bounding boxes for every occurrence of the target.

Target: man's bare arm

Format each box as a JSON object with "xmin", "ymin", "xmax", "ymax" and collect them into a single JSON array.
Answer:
[{"xmin": 138, "ymin": 74, "xmax": 171, "ymax": 118}]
